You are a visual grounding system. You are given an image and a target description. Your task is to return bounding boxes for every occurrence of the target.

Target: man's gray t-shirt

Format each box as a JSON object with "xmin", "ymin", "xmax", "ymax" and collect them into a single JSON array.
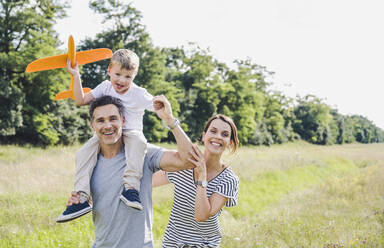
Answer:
[{"xmin": 90, "ymin": 144, "xmax": 164, "ymax": 248}]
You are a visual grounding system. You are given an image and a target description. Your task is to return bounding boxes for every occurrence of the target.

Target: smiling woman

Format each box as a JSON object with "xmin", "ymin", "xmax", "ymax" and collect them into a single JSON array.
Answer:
[
  {"xmin": 153, "ymin": 114, "xmax": 240, "ymax": 248},
  {"xmin": 202, "ymin": 114, "xmax": 239, "ymax": 155}
]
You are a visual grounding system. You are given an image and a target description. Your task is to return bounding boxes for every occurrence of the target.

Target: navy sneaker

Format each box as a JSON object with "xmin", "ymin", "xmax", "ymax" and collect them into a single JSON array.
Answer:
[
  {"xmin": 119, "ymin": 189, "xmax": 143, "ymax": 210},
  {"xmin": 56, "ymin": 201, "xmax": 92, "ymax": 223}
]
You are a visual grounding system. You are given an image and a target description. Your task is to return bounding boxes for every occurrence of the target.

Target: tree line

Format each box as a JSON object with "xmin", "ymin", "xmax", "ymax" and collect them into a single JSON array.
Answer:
[{"xmin": 1, "ymin": 0, "xmax": 383, "ymax": 147}]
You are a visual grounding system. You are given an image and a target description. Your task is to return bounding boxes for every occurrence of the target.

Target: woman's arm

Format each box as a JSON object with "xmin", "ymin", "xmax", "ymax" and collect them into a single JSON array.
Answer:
[
  {"xmin": 188, "ymin": 144, "xmax": 228, "ymax": 222},
  {"xmin": 152, "ymin": 170, "xmax": 170, "ymax": 187},
  {"xmin": 194, "ymin": 189, "xmax": 228, "ymax": 222}
]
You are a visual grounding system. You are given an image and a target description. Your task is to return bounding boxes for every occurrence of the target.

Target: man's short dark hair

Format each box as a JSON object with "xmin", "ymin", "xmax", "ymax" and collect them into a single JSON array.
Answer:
[{"xmin": 89, "ymin": 96, "xmax": 125, "ymax": 120}]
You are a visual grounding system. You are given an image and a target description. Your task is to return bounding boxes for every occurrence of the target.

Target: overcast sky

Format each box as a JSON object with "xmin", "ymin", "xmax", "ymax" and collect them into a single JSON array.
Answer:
[{"xmin": 55, "ymin": 0, "xmax": 384, "ymax": 129}]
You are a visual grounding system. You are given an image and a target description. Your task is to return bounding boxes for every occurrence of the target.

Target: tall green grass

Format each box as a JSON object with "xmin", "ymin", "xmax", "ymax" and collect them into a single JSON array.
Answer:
[{"xmin": 1, "ymin": 142, "xmax": 384, "ymax": 247}]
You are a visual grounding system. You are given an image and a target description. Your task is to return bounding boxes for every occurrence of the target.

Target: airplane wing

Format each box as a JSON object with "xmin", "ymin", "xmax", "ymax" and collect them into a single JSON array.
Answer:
[
  {"xmin": 26, "ymin": 54, "xmax": 68, "ymax": 72},
  {"xmin": 76, "ymin": 48, "xmax": 112, "ymax": 65},
  {"xmin": 26, "ymin": 48, "xmax": 112, "ymax": 73},
  {"xmin": 54, "ymin": 90, "xmax": 73, "ymax": 100},
  {"xmin": 54, "ymin": 88, "xmax": 91, "ymax": 100}
]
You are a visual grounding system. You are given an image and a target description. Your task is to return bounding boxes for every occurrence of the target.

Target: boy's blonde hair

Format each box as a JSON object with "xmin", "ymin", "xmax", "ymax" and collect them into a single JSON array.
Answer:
[{"xmin": 109, "ymin": 49, "xmax": 140, "ymax": 72}]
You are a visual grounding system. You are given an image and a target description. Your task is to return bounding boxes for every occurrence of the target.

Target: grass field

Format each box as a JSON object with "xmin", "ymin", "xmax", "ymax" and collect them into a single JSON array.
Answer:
[{"xmin": 1, "ymin": 142, "xmax": 384, "ymax": 247}]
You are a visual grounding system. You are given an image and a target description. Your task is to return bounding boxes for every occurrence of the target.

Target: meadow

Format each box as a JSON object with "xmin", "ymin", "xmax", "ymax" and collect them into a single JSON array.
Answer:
[{"xmin": 1, "ymin": 142, "xmax": 383, "ymax": 247}]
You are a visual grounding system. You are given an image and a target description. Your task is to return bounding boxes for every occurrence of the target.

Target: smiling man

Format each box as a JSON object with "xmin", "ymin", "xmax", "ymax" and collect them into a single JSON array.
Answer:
[
  {"xmin": 91, "ymin": 103, "xmax": 124, "ymax": 147},
  {"xmin": 61, "ymin": 95, "xmax": 194, "ymax": 248}
]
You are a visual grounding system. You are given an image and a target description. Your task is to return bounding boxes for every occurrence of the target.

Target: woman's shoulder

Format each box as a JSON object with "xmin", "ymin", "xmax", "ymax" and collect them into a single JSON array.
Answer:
[
  {"xmin": 216, "ymin": 167, "xmax": 239, "ymax": 185},
  {"xmin": 222, "ymin": 166, "xmax": 238, "ymax": 179}
]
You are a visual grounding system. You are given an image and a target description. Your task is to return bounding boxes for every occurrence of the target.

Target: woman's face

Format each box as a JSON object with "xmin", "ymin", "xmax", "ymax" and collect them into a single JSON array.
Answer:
[{"xmin": 202, "ymin": 118, "xmax": 232, "ymax": 155}]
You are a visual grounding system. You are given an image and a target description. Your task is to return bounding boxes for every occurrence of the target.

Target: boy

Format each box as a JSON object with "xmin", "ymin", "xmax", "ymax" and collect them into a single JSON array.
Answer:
[{"xmin": 57, "ymin": 49, "xmax": 154, "ymax": 222}]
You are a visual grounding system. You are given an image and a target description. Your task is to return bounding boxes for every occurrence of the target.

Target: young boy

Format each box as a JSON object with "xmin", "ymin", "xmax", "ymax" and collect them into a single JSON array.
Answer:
[{"xmin": 57, "ymin": 49, "xmax": 154, "ymax": 222}]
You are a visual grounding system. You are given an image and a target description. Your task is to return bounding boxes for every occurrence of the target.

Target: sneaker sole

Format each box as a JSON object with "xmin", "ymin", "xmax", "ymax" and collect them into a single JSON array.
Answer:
[
  {"xmin": 119, "ymin": 195, "xmax": 143, "ymax": 211},
  {"xmin": 56, "ymin": 206, "xmax": 92, "ymax": 223}
]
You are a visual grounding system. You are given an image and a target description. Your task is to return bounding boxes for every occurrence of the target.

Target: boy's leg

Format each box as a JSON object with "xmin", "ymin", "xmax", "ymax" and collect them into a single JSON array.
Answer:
[
  {"xmin": 56, "ymin": 135, "xmax": 99, "ymax": 223},
  {"xmin": 74, "ymin": 134, "xmax": 100, "ymax": 199},
  {"xmin": 119, "ymin": 130, "xmax": 147, "ymax": 210}
]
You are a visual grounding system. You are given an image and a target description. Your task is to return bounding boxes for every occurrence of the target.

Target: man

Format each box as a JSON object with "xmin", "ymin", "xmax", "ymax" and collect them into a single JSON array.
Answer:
[{"xmin": 64, "ymin": 95, "xmax": 194, "ymax": 248}]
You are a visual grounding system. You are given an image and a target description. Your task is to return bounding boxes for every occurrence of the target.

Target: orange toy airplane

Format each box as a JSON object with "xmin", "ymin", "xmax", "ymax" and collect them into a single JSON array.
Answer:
[{"xmin": 26, "ymin": 35, "xmax": 112, "ymax": 100}]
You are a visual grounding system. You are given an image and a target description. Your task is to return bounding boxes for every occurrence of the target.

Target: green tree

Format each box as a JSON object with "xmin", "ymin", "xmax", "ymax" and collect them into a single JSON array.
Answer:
[
  {"xmin": 261, "ymin": 92, "xmax": 296, "ymax": 144},
  {"xmin": 224, "ymin": 60, "xmax": 266, "ymax": 144},
  {"xmin": 293, "ymin": 95, "xmax": 337, "ymax": 145},
  {"xmin": 4, "ymin": 0, "xmax": 382, "ymax": 147},
  {"xmin": 331, "ymin": 110, "xmax": 355, "ymax": 144},
  {"xmin": 351, "ymin": 115, "xmax": 384, "ymax": 143},
  {"xmin": 0, "ymin": 0, "xmax": 77, "ymax": 146},
  {"xmin": 177, "ymin": 45, "xmax": 223, "ymax": 140}
]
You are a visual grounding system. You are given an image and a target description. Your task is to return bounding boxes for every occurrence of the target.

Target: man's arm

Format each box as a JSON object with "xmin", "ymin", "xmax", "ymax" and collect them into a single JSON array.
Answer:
[
  {"xmin": 67, "ymin": 59, "xmax": 94, "ymax": 106},
  {"xmin": 153, "ymin": 95, "xmax": 194, "ymax": 172},
  {"xmin": 152, "ymin": 170, "xmax": 170, "ymax": 187}
]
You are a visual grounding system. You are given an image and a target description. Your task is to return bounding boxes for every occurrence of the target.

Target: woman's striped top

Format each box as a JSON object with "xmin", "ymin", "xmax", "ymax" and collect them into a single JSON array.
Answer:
[{"xmin": 162, "ymin": 167, "xmax": 239, "ymax": 248}]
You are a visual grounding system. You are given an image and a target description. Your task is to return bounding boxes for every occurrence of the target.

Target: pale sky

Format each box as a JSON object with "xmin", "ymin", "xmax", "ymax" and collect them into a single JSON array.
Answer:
[{"xmin": 55, "ymin": 0, "xmax": 384, "ymax": 129}]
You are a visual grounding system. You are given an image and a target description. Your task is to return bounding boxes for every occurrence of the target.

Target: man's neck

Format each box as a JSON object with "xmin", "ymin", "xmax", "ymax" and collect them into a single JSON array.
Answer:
[{"xmin": 99, "ymin": 140, "xmax": 124, "ymax": 159}]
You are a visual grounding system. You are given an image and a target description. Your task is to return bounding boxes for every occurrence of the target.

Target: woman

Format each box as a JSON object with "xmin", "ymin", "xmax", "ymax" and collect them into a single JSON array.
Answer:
[{"xmin": 153, "ymin": 114, "xmax": 240, "ymax": 247}]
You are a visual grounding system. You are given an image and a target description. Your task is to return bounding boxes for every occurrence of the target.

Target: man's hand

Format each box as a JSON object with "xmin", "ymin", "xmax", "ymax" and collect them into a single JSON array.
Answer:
[
  {"xmin": 66, "ymin": 191, "xmax": 80, "ymax": 206},
  {"xmin": 153, "ymin": 95, "xmax": 174, "ymax": 125},
  {"xmin": 188, "ymin": 144, "xmax": 207, "ymax": 181}
]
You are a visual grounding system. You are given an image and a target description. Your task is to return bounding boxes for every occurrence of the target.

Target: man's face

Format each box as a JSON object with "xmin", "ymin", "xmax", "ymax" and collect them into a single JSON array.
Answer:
[
  {"xmin": 91, "ymin": 104, "xmax": 124, "ymax": 146},
  {"xmin": 108, "ymin": 64, "xmax": 137, "ymax": 94}
]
